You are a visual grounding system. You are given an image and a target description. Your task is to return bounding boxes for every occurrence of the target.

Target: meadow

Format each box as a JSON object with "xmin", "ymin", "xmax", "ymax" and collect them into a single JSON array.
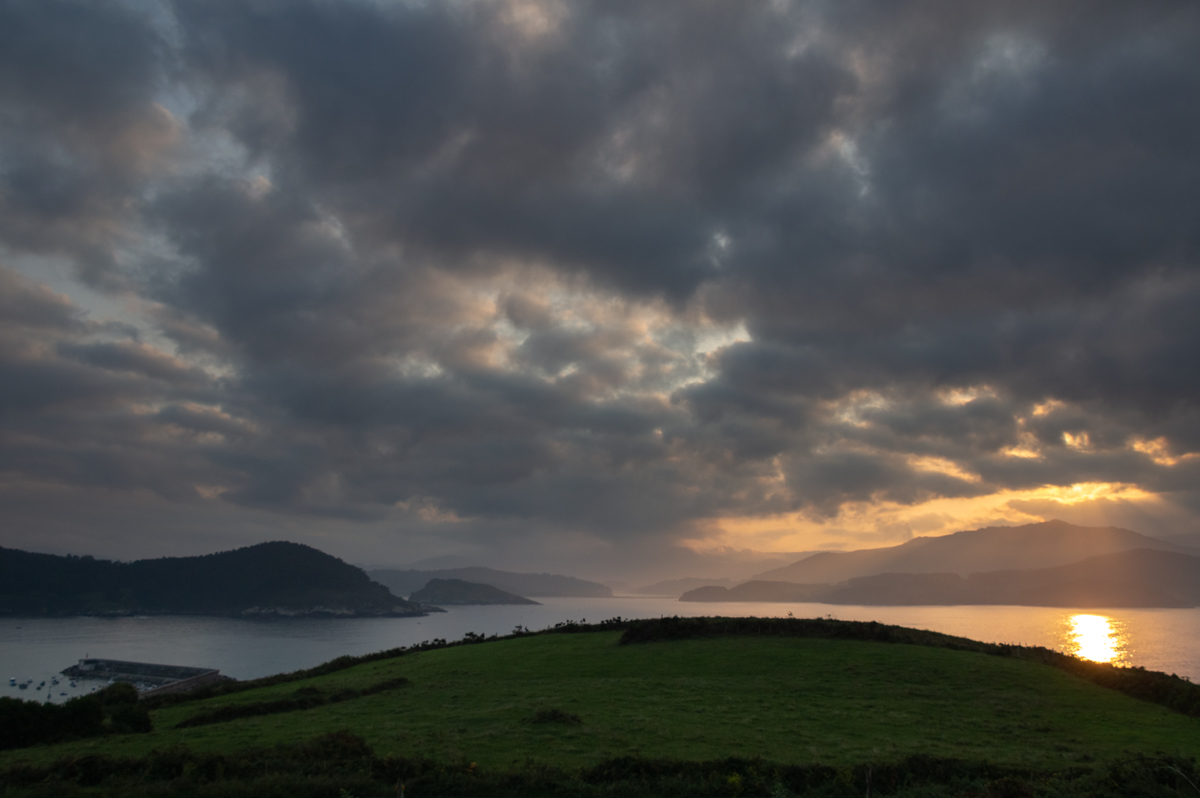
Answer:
[{"xmin": 2, "ymin": 618, "xmax": 1198, "ymax": 796}]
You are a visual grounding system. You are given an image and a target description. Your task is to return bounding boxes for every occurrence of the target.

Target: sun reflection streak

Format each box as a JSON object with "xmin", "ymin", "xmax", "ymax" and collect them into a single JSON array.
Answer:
[{"xmin": 1062, "ymin": 614, "xmax": 1130, "ymax": 665}]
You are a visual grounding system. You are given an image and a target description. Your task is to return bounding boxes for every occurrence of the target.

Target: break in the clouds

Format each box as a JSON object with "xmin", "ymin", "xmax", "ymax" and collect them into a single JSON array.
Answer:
[{"xmin": 1, "ymin": 0, "xmax": 1198, "ymax": 576}]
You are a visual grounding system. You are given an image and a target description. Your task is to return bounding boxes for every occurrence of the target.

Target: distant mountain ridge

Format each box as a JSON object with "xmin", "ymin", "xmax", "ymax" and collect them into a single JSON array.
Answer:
[
  {"xmin": 753, "ymin": 520, "xmax": 1192, "ymax": 584},
  {"xmin": 682, "ymin": 581, "xmax": 830, "ymax": 603},
  {"xmin": 0, "ymin": 542, "xmax": 428, "ymax": 618},
  {"xmin": 682, "ymin": 549, "xmax": 1200, "ymax": 608},
  {"xmin": 632, "ymin": 577, "xmax": 738, "ymax": 597},
  {"xmin": 369, "ymin": 567, "xmax": 612, "ymax": 598},
  {"xmin": 409, "ymin": 578, "xmax": 540, "ymax": 605}
]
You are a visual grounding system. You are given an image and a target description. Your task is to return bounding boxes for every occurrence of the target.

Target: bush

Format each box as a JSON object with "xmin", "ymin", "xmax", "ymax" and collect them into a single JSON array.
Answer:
[
  {"xmin": 527, "ymin": 708, "xmax": 583, "ymax": 725},
  {"xmin": 109, "ymin": 703, "xmax": 154, "ymax": 734},
  {"xmin": 0, "ymin": 680, "xmax": 160, "ymax": 750},
  {"xmin": 0, "ymin": 695, "xmax": 105, "ymax": 750}
]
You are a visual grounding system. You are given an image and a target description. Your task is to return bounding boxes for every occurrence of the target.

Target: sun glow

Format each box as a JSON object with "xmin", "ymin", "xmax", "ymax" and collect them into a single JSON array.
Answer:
[
  {"xmin": 937, "ymin": 386, "xmax": 997, "ymax": 406},
  {"xmin": 1032, "ymin": 399, "xmax": 1067, "ymax": 416},
  {"xmin": 1022, "ymin": 482, "xmax": 1154, "ymax": 505},
  {"xmin": 1062, "ymin": 614, "xmax": 1129, "ymax": 665},
  {"xmin": 1130, "ymin": 437, "xmax": 1198, "ymax": 467},
  {"xmin": 906, "ymin": 455, "xmax": 982, "ymax": 483},
  {"xmin": 684, "ymin": 482, "xmax": 1160, "ymax": 553},
  {"xmin": 1062, "ymin": 431, "xmax": 1091, "ymax": 451},
  {"xmin": 999, "ymin": 430, "xmax": 1042, "ymax": 459}
]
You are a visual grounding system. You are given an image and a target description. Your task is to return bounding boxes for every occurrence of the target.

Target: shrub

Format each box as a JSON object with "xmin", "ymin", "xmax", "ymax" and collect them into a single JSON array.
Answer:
[{"xmin": 527, "ymin": 708, "xmax": 583, "ymax": 725}]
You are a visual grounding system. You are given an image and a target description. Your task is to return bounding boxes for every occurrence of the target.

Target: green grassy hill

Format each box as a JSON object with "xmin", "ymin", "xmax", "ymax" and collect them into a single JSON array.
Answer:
[{"xmin": 3, "ymin": 618, "xmax": 1200, "ymax": 796}]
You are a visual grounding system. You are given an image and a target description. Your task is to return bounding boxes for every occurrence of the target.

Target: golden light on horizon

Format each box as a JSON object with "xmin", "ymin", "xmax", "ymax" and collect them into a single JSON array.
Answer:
[
  {"xmin": 1062, "ymin": 614, "xmax": 1129, "ymax": 666},
  {"xmin": 683, "ymin": 481, "xmax": 1160, "ymax": 554},
  {"xmin": 1022, "ymin": 482, "xmax": 1154, "ymax": 505}
]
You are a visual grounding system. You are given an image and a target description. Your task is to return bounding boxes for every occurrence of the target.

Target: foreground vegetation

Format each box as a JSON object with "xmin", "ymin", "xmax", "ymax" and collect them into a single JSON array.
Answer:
[
  {"xmin": 2, "ymin": 617, "xmax": 1198, "ymax": 796},
  {"xmin": 0, "ymin": 684, "xmax": 151, "ymax": 750},
  {"xmin": 3, "ymin": 734, "xmax": 1199, "ymax": 798}
]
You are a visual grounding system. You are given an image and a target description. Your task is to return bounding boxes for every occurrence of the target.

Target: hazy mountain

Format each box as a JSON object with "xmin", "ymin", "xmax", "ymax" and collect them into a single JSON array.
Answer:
[
  {"xmin": 656, "ymin": 549, "xmax": 830, "ymax": 583},
  {"xmin": 409, "ymin": 579, "xmax": 539, "ymax": 606},
  {"xmin": 0, "ymin": 542, "xmax": 426, "ymax": 617},
  {"xmin": 683, "ymin": 549, "xmax": 1200, "ymax": 608},
  {"xmin": 1150, "ymin": 531, "xmax": 1200, "ymax": 550},
  {"xmin": 369, "ymin": 567, "xmax": 612, "ymax": 598},
  {"xmin": 632, "ymin": 578, "xmax": 739, "ymax": 597},
  {"xmin": 679, "ymin": 581, "xmax": 831, "ymax": 603},
  {"xmin": 753, "ymin": 520, "xmax": 1191, "ymax": 584}
]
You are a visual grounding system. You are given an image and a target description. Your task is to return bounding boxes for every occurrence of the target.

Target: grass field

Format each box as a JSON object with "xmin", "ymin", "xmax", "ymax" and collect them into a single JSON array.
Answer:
[{"xmin": 3, "ymin": 628, "xmax": 1198, "ymax": 774}]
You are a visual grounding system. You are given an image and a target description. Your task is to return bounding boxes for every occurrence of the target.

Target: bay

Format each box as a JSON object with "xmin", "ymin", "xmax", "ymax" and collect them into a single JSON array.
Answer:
[{"xmin": 3, "ymin": 598, "xmax": 1198, "ymax": 704}]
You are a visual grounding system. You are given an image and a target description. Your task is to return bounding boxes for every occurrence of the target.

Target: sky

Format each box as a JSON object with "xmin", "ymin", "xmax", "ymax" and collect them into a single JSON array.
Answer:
[{"xmin": 1, "ymin": 0, "xmax": 1198, "ymax": 582}]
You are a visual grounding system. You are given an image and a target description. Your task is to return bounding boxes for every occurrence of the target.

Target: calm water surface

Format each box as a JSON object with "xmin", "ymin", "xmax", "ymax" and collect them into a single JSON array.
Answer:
[{"xmin": 3, "ymin": 598, "xmax": 1198, "ymax": 702}]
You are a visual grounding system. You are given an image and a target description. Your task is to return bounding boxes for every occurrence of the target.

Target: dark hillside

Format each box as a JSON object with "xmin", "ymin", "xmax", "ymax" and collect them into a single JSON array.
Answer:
[
  {"xmin": 370, "ymin": 566, "xmax": 612, "ymax": 597},
  {"xmin": 0, "ymin": 542, "xmax": 425, "ymax": 617},
  {"xmin": 409, "ymin": 578, "xmax": 539, "ymax": 605},
  {"xmin": 680, "ymin": 581, "xmax": 830, "ymax": 602}
]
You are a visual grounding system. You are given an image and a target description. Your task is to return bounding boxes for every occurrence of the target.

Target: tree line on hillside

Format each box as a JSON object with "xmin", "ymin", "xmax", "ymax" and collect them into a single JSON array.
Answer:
[{"xmin": 0, "ymin": 683, "xmax": 151, "ymax": 750}]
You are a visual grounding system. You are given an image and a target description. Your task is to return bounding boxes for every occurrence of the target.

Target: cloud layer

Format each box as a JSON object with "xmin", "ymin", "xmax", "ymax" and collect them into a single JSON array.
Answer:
[{"xmin": 2, "ymin": 0, "xmax": 1198, "ymax": 572}]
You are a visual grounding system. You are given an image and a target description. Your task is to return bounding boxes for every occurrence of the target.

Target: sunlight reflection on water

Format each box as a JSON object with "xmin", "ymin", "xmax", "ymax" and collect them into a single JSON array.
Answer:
[{"xmin": 1061, "ymin": 614, "xmax": 1131, "ymax": 665}]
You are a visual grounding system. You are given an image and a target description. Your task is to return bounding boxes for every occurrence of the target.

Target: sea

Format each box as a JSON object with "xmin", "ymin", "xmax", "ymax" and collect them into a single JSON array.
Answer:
[{"xmin": 4, "ymin": 598, "xmax": 1199, "ymax": 702}]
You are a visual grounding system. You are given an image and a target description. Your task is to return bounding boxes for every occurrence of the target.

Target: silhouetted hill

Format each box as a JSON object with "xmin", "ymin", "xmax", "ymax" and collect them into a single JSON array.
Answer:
[
  {"xmin": 0, "ymin": 542, "xmax": 427, "ymax": 617},
  {"xmin": 680, "ymin": 581, "xmax": 831, "ymax": 602},
  {"xmin": 753, "ymin": 520, "xmax": 1191, "ymax": 584},
  {"xmin": 409, "ymin": 578, "xmax": 539, "ymax": 605},
  {"xmin": 369, "ymin": 567, "xmax": 612, "ymax": 598},
  {"xmin": 1153, "ymin": 531, "xmax": 1200, "ymax": 550},
  {"xmin": 631, "ymin": 577, "xmax": 738, "ymax": 597},
  {"xmin": 682, "ymin": 549, "xmax": 1200, "ymax": 608}
]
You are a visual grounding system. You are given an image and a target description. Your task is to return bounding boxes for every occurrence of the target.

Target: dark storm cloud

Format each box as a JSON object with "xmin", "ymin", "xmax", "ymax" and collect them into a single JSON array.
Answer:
[
  {"xmin": 0, "ymin": 0, "xmax": 173, "ymax": 285},
  {"xmin": 2, "ymin": 0, "xmax": 1199, "ymax": 562},
  {"xmin": 171, "ymin": 0, "xmax": 854, "ymax": 299}
]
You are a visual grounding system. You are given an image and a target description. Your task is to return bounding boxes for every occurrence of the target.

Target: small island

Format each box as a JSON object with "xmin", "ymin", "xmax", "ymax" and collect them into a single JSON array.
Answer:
[{"xmin": 409, "ymin": 578, "xmax": 540, "ymax": 605}]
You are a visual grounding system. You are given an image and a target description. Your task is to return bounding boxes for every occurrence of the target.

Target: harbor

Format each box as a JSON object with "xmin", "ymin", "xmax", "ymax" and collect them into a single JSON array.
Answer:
[{"xmin": 60, "ymin": 659, "xmax": 231, "ymax": 696}]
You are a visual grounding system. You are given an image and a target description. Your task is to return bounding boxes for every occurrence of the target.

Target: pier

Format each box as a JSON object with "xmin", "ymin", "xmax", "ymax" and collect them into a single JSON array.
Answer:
[{"xmin": 62, "ymin": 658, "xmax": 232, "ymax": 696}]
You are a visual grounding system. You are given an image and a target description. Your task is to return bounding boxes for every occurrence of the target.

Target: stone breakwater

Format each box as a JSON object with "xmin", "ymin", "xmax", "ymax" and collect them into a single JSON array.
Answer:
[{"xmin": 62, "ymin": 658, "xmax": 233, "ymax": 696}]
